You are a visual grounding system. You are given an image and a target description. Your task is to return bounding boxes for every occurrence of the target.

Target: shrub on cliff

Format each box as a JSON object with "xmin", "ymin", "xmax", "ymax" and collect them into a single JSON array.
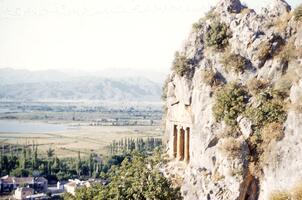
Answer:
[
  {"xmin": 245, "ymin": 89, "xmax": 287, "ymax": 129},
  {"xmin": 246, "ymin": 78, "xmax": 269, "ymax": 96},
  {"xmin": 205, "ymin": 21, "xmax": 230, "ymax": 50},
  {"xmin": 294, "ymin": 4, "xmax": 302, "ymax": 21},
  {"xmin": 221, "ymin": 52, "xmax": 247, "ymax": 74},
  {"xmin": 218, "ymin": 137, "xmax": 242, "ymax": 158},
  {"xmin": 213, "ymin": 83, "xmax": 249, "ymax": 127},
  {"xmin": 172, "ymin": 51, "xmax": 190, "ymax": 76},
  {"xmin": 192, "ymin": 9, "xmax": 218, "ymax": 32},
  {"xmin": 201, "ymin": 68, "xmax": 222, "ymax": 87}
]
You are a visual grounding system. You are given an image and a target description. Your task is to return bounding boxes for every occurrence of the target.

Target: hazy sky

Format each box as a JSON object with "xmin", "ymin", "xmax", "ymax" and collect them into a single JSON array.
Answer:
[{"xmin": 0, "ymin": 0, "xmax": 300, "ymax": 73}]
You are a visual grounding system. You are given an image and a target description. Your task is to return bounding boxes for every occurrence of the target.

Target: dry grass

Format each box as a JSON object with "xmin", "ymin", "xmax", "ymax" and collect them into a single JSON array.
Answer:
[
  {"xmin": 273, "ymin": 13, "xmax": 292, "ymax": 33},
  {"xmin": 261, "ymin": 122, "xmax": 284, "ymax": 145},
  {"xmin": 270, "ymin": 182, "xmax": 302, "ymax": 200},
  {"xmin": 247, "ymin": 78, "xmax": 269, "ymax": 96},
  {"xmin": 201, "ymin": 68, "xmax": 221, "ymax": 87},
  {"xmin": 259, "ymin": 123, "xmax": 284, "ymax": 167},
  {"xmin": 221, "ymin": 51, "xmax": 247, "ymax": 74},
  {"xmin": 256, "ymin": 41, "xmax": 272, "ymax": 62},
  {"xmin": 270, "ymin": 191, "xmax": 291, "ymax": 200},
  {"xmin": 218, "ymin": 126, "xmax": 240, "ymax": 139},
  {"xmin": 274, "ymin": 72, "xmax": 297, "ymax": 98},
  {"xmin": 292, "ymin": 183, "xmax": 302, "ymax": 200},
  {"xmin": 0, "ymin": 125, "xmax": 162, "ymax": 158},
  {"xmin": 218, "ymin": 137, "xmax": 242, "ymax": 158},
  {"xmin": 276, "ymin": 39, "xmax": 299, "ymax": 65}
]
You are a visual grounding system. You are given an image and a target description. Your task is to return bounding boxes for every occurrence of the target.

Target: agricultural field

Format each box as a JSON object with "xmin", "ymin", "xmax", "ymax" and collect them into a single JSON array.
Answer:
[
  {"xmin": 0, "ymin": 124, "xmax": 163, "ymax": 158},
  {"xmin": 0, "ymin": 100, "xmax": 164, "ymax": 158}
]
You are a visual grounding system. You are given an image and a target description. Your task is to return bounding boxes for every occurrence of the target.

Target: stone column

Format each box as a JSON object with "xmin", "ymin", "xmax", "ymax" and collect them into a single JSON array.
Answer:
[
  {"xmin": 184, "ymin": 127, "xmax": 190, "ymax": 163},
  {"xmin": 173, "ymin": 125, "xmax": 177, "ymax": 158},
  {"xmin": 176, "ymin": 125, "xmax": 182, "ymax": 160}
]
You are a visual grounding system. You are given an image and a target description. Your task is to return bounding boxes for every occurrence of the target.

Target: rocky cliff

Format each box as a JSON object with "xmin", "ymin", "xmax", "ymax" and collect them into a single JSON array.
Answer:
[{"xmin": 163, "ymin": 0, "xmax": 302, "ymax": 199}]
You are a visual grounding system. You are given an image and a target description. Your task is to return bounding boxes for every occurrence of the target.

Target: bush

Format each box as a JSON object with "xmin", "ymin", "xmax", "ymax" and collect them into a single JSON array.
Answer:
[
  {"xmin": 213, "ymin": 83, "xmax": 249, "ymax": 127},
  {"xmin": 218, "ymin": 137, "xmax": 242, "ymax": 158},
  {"xmin": 221, "ymin": 52, "xmax": 247, "ymax": 74},
  {"xmin": 247, "ymin": 78, "xmax": 269, "ymax": 96},
  {"xmin": 294, "ymin": 4, "xmax": 302, "ymax": 21},
  {"xmin": 172, "ymin": 52, "xmax": 190, "ymax": 76},
  {"xmin": 245, "ymin": 89, "xmax": 287, "ymax": 128},
  {"xmin": 72, "ymin": 152, "xmax": 182, "ymax": 200},
  {"xmin": 205, "ymin": 21, "xmax": 230, "ymax": 50},
  {"xmin": 201, "ymin": 68, "xmax": 222, "ymax": 87},
  {"xmin": 192, "ymin": 9, "xmax": 219, "ymax": 32}
]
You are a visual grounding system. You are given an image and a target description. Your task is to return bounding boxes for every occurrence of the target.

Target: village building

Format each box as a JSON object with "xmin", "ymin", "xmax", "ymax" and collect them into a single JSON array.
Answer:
[
  {"xmin": 64, "ymin": 179, "xmax": 91, "ymax": 196},
  {"xmin": 0, "ymin": 176, "xmax": 48, "ymax": 193},
  {"xmin": 13, "ymin": 187, "xmax": 34, "ymax": 200}
]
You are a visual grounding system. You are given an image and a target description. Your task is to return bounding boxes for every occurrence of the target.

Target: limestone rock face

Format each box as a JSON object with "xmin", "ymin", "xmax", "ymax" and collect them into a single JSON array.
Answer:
[
  {"xmin": 262, "ymin": 0, "xmax": 291, "ymax": 18},
  {"xmin": 216, "ymin": 0, "xmax": 244, "ymax": 14},
  {"xmin": 260, "ymin": 80, "xmax": 302, "ymax": 200},
  {"xmin": 163, "ymin": 0, "xmax": 302, "ymax": 199}
]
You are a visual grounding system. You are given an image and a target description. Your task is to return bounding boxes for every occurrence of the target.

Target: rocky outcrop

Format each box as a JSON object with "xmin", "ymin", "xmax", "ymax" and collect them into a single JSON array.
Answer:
[{"xmin": 163, "ymin": 0, "xmax": 302, "ymax": 199}]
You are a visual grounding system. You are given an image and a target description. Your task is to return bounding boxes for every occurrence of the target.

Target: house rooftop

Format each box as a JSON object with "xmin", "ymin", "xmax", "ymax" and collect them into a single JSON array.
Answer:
[
  {"xmin": 0, "ymin": 176, "xmax": 47, "ymax": 185},
  {"xmin": 14, "ymin": 177, "xmax": 34, "ymax": 185}
]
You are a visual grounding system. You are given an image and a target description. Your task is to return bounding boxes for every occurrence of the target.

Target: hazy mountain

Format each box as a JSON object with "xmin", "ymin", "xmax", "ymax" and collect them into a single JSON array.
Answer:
[{"xmin": 0, "ymin": 68, "xmax": 164, "ymax": 101}]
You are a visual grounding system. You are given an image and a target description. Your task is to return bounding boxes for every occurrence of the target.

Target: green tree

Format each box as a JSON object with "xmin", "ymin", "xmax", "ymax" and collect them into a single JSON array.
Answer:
[
  {"xmin": 32, "ymin": 145, "xmax": 38, "ymax": 170},
  {"xmin": 72, "ymin": 152, "xmax": 182, "ymax": 200},
  {"xmin": 76, "ymin": 151, "xmax": 81, "ymax": 176},
  {"xmin": 46, "ymin": 148, "xmax": 55, "ymax": 175}
]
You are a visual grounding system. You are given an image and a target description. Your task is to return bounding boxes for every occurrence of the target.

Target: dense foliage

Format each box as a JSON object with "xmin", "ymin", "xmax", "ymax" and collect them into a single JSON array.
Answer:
[
  {"xmin": 0, "ymin": 136, "xmax": 162, "ymax": 182},
  {"xmin": 65, "ymin": 151, "xmax": 182, "ymax": 200},
  {"xmin": 205, "ymin": 21, "xmax": 230, "ymax": 50},
  {"xmin": 213, "ymin": 82, "xmax": 287, "ymax": 129},
  {"xmin": 107, "ymin": 137, "xmax": 162, "ymax": 155},
  {"xmin": 245, "ymin": 89, "xmax": 287, "ymax": 129},
  {"xmin": 172, "ymin": 51, "xmax": 190, "ymax": 76},
  {"xmin": 0, "ymin": 144, "xmax": 101, "ymax": 181},
  {"xmin": 213, "ymin": 83, "xmax": 249, "ymax": 127}
]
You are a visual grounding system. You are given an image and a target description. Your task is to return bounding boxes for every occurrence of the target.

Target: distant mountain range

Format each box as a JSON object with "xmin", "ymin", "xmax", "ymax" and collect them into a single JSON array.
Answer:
[{"xmin": 0, "ymin": 68, "xmax": 166, "ymax": 101}]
